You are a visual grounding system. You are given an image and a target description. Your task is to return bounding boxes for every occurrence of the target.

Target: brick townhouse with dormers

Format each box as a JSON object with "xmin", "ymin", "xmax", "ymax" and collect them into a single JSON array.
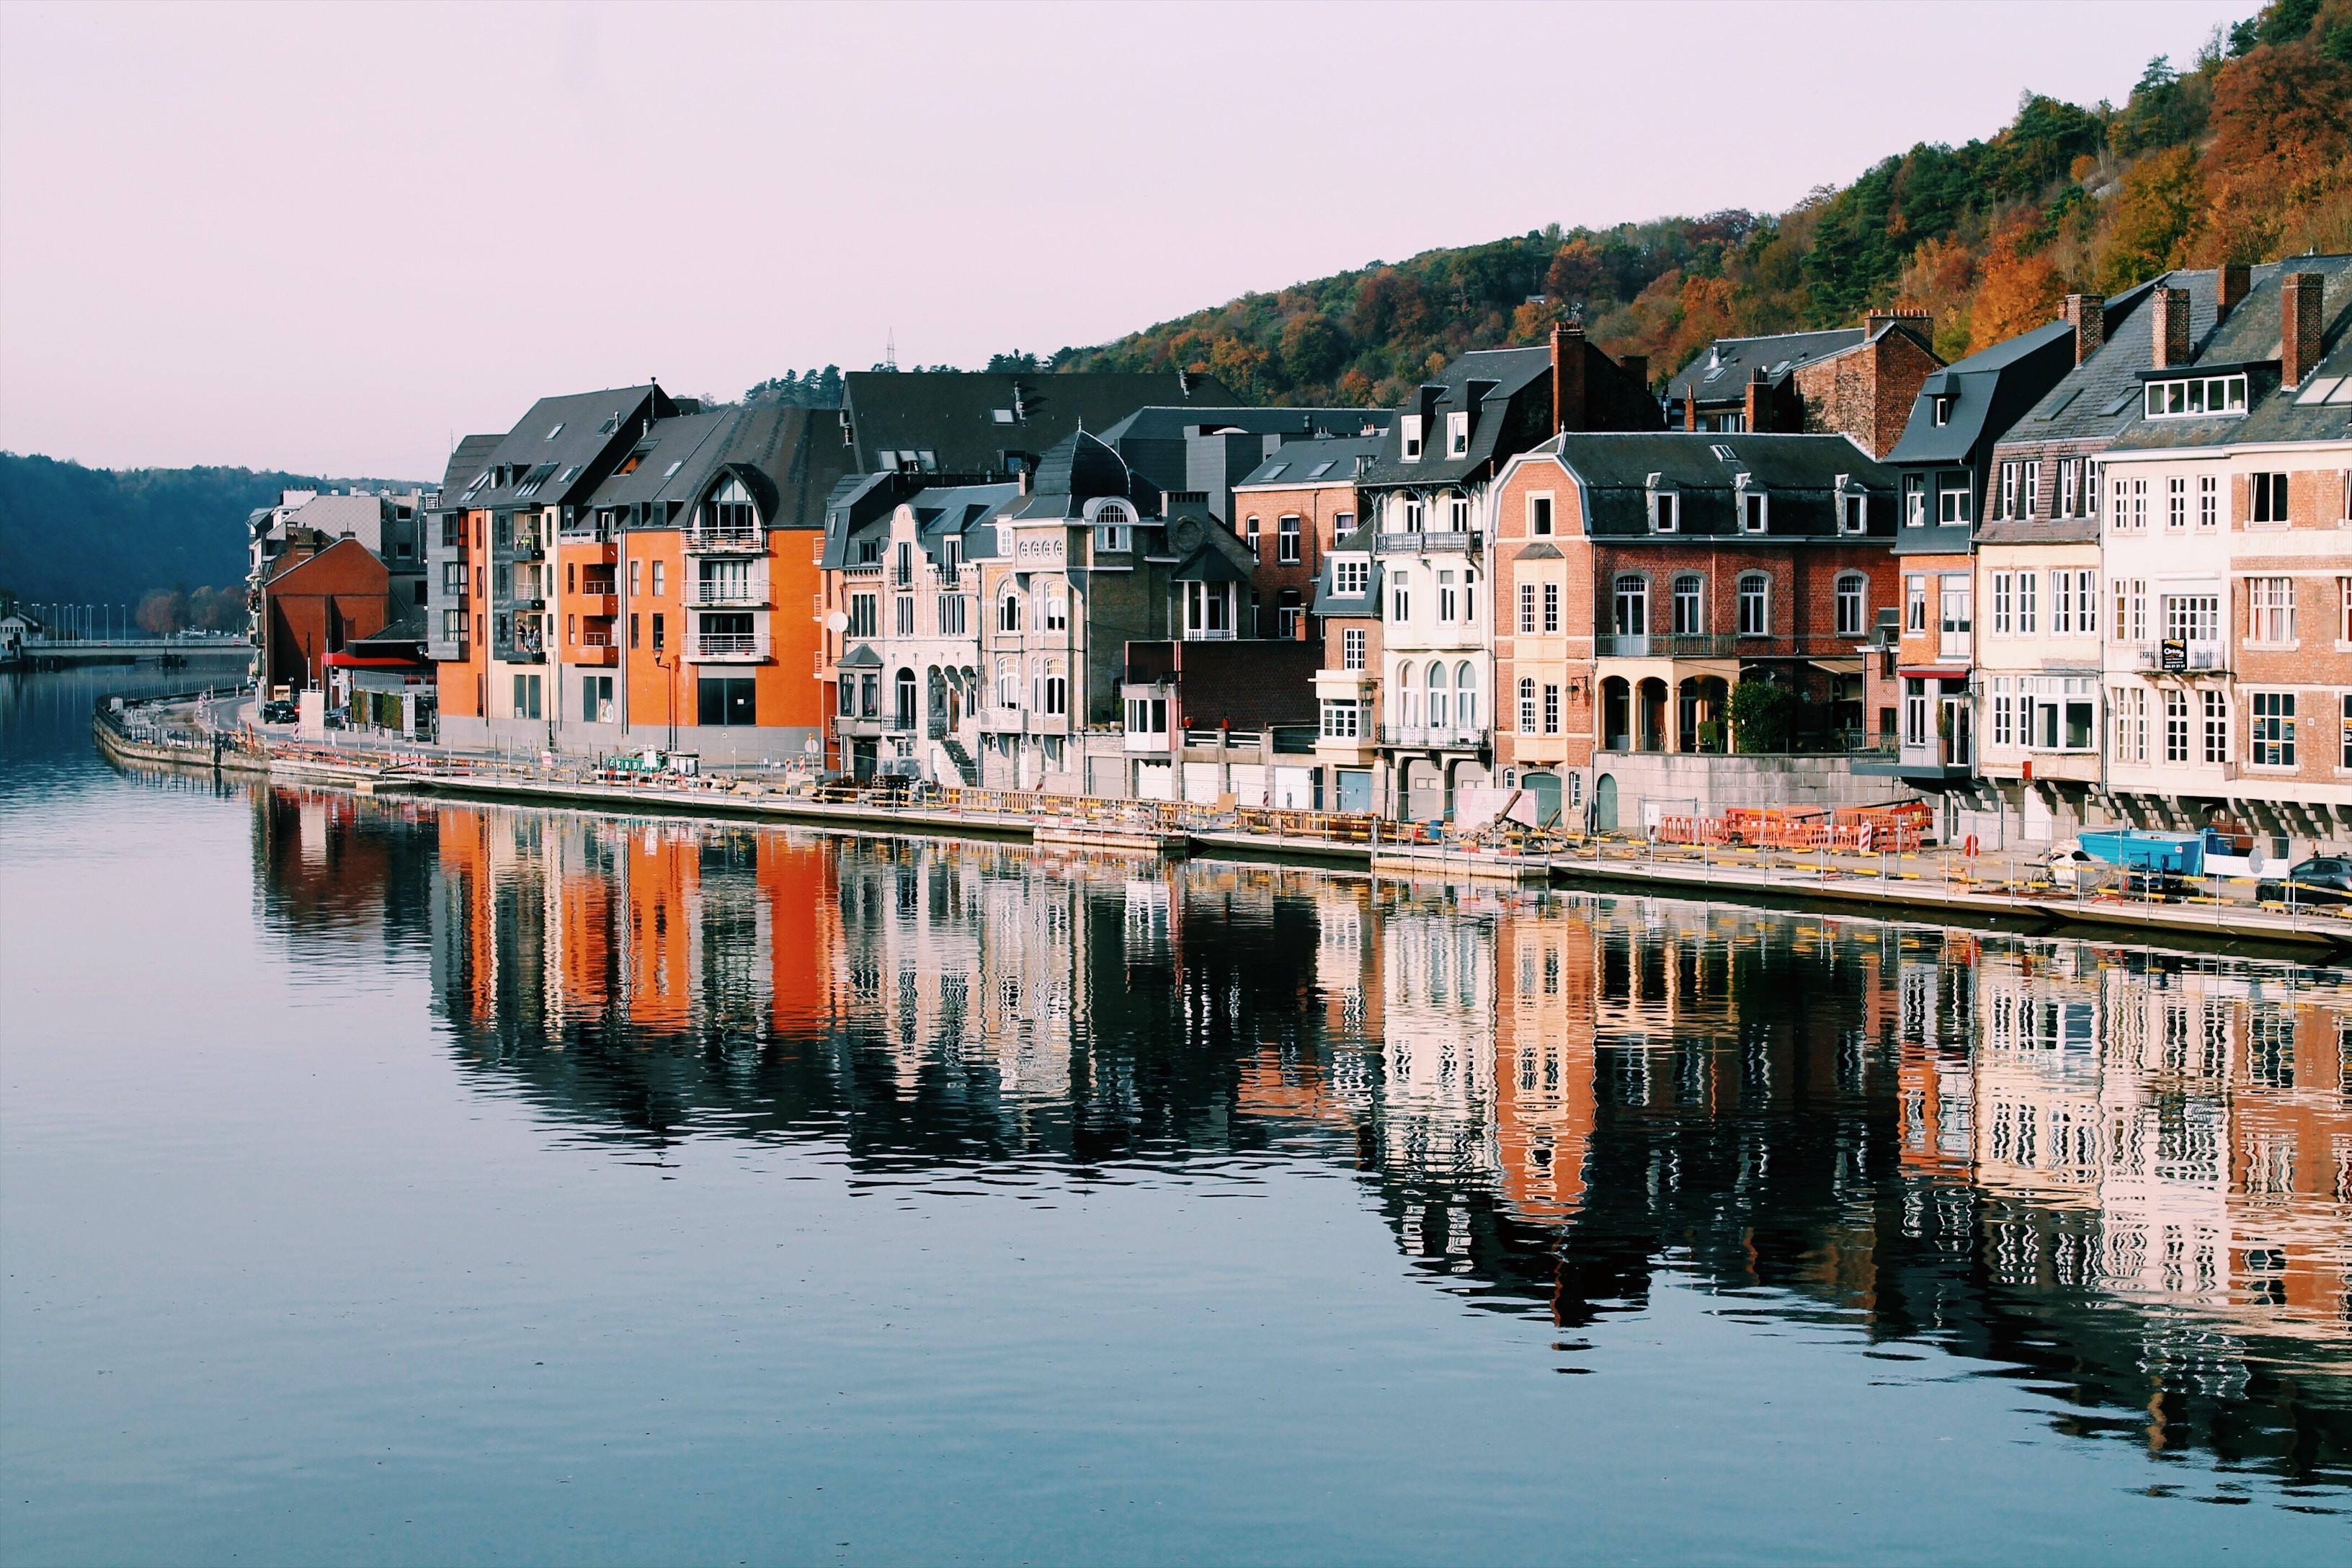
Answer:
[
  {"xmin": 1663, "ymin": 309, "xmax": 1941, "ymax": 458},
  {"xmin": 2098, "ymin": 259, "xmax": 2352, "ymax": 848}
]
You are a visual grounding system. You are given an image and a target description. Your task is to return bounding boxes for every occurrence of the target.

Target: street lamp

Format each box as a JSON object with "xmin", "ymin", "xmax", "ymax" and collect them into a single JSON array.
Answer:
[{"xmin": 653, "ymin": 648, "xmax": 680, "ymax": 754}]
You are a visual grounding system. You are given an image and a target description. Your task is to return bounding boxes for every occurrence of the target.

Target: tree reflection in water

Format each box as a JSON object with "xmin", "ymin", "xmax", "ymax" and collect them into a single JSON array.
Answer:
[{"xmin": 256, "ymin": 787, "xmax": 2352, "ymax": 1492}]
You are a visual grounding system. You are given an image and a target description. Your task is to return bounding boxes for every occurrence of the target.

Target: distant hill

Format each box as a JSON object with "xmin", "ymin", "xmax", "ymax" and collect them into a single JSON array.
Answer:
[
  {"xmin": 0, "ymin": 453, "xmax": 424, "ymax": 610},
  {"xmin": 1057, "ymin": 0, "xmax": 2349, "ymax": 401}
]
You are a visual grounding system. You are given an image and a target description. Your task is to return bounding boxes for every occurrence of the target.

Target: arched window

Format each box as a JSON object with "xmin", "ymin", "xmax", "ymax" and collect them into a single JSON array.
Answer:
[
  {"xmin": 1613, "ymin": 574, "xmax": 1649, "ymax": 637},
  {"xmin": 1518, "ymin": 677, "xmax": 1536, "ymax": 734},
  {"xmin": 708, "ymin": 476, "xmax": 757, "ymax": 539},
  {"xmin": 1445, "ymin": 490, "xmax": 1471, "ymax": 531},
  {"xmin": 1397, "ymin": 662, "xmax": 1417, "ymax": 729},
  {"xmin": 1094, "ymin": 501, "xmax": 1131, "ymax": 526},
  {"xmin": 893, "ymin": 667, "xmax": 917, "ymax": 729},
  {"xmin": 1455, "ymin": 662, "xmax": 1477, "ymax": 728},
  {"xmin": 1427, "ymin": 660, "xmax": 1449, "ymax": 727},
  {"xmin": 1738, "ymin": 572, "xmax": 1770, "ymax": 636},
  {"xmin": 998, "ymin": 592, "xmax": 1021, "ymax": 632},
  {"xmin": 1835, "ymin": 572, "xmax": 1867, "ymax": 637},
  {"xmin": 1402, "ymin": 494, "xmax": 1425, "ymax": 533},
  {"xmin": 1672, "ymin": 574, "xmax": 1703, "ymax": 636},
  {"xmin": 996, "ymin": 659, "xmax": 1017, "ymax": 709}
]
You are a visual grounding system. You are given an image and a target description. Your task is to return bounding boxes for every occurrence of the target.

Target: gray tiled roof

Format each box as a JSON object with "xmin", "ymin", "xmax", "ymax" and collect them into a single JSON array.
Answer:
[
  {"xmin": 1310, "ymin": 555, "xmax": 1384, "ymax": 617},
  {"xmin": 1886, "ymin": 321, "xmax": 2077, "ymax": 468},
  {"xmin": 842, "ymin": 371, "xmax": 1237, "ymax": 475},
  {"xmin": 1234, "ymin": 433, "xmax": 1387, "ymax": 489},
  {"xmin": 1544, "ymin": 431, "xmax": 1894, "ymax": 539},
  {"xmin": 1663, "ymin": 328, "xmax": 1866, "ymax": 404},
  {"xmin": 2108, "ymin": 256, "xmax": 2352, "ymax": 453},
  {"xmin": 458, "ymin": 385, "xmax": 671, "ymax": 510},
  {"xmin": 1095, "ymin": 406, "xmax": 1389, "ymax": 444}
]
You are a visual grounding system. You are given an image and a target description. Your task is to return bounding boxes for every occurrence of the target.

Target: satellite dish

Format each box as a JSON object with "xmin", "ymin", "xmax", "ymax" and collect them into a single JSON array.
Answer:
[{"xmin": 825, "ymin": 611, "xmax": 848, "ymax": 632}]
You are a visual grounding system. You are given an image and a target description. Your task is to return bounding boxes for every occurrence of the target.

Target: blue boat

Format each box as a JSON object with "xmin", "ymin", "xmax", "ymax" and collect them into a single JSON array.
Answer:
[{"xmin": 2078, "ymin": 829, "xmax": 2204, "ymax": 876}]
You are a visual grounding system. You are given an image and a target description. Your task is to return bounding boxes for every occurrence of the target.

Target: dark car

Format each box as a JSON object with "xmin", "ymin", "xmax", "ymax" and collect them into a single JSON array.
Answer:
[
  {"xmin": 2255, "ymin": 857, "xmax": 2352, "ymax": 908},
  {"xmin": 260, "ymin": 700, "xmax": 298, "ymax": 725}
]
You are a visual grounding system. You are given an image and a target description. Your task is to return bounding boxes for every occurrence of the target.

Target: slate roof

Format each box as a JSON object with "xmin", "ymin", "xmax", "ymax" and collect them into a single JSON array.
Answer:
[
  {"xmin": 1171, "ymin": 544, "xmax": 1252, "ymax": 584},
  {"xmin": 437, "ymin": 434, "xmax": 502, "ymax": 502},
  {"xmin": 1233, "ymin": 433, "xmax": 1388, "ymax": 489},
  {"xmin": 2107, "ymin": 256, "xmax": 2352, "ymax": 453},
  {"xmin": 458, "ymin": 385, "xmax": 674, "ymax": 510},
  {"xmin": 842, "ymin": 371, "xmax": 1239, "ymax": 476},
  {"xmin": 1540, "ymin": 430, "xmax": 1895, "ymax": 539},
  {"xmin": 1663, "ymin": 328, "xmax": 1868, "ymax": 405},
  {"xmin": 1355, "ymin": 347, "xmax": 1552, "ymax": 490},
  {"xmin": 1885, "ymin": 321, "xmax": 2077, "ymax": 471},
  {"xmin": 837, "ymin": 642, "xmax": 882, "ymax": 669},
  {"xmin": 577, "ymin": 404, "xmax": 850, "ymax": 533},
  {"xmin": 1310, "ymin": 550, "xmax": 1384, "ymax": 618},
  {"xmin": 1095, "ymin": 406, "xmax": 1389, "ymax": 444},
  {"xmin": 911, "ymin": 481, "xmax": 1023, "ymax": 564},
  {"xmin": 1010, "ymin": 430, "xmax": 1163, "ymax": 520}
]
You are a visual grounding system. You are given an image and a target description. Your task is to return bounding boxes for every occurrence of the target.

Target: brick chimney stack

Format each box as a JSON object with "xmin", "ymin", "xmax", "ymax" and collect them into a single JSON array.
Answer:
[
  {"xmin": 1864, "ymin": 307, "xmax": 1932, "ymax": 344},
  {"xmin": 2062, "ymin": 294, "xmax": 2106, "ymax": 365},
  {"xmin": 1551, "ymin": 321, "xmax": 1587, "ymax": 435},
  {"xmin": 2217, "ymin": 264, "xmax": 2250, "ymax": 324},
  {"xmin": 1742, "ymin": 365, "xmax": 1771, "ymax": 434},
  {"xmin": 2280, "ymin": 272, "xmax": 2323, "ymax": 388},
  {"xmin": 1683, "ymin": 388, "xmax": 1698, "ymax": 431},
  {"xmin": 2150, "ymin": 286, "xmax": 2191, "ymax": 369}
]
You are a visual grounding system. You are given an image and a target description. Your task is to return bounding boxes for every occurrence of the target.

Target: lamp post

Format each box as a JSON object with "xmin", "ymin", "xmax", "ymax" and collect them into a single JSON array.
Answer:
[{"xmin": 654, "ymin": 649, "xmax": 680, "ymax": 754}]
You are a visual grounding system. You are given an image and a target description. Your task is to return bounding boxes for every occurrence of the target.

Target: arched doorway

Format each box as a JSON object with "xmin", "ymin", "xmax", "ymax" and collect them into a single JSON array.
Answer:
[
  {"xmin": 1602, "ymin": 677, "xmax": 1631, "ymax": 752},
  {"xmin": 1593, "ymin": 772, "xmax": 1619, "ymax": 832},
  {"xmin": 894, "ymin": 668, "xmax": 917, "ymax": 730}
]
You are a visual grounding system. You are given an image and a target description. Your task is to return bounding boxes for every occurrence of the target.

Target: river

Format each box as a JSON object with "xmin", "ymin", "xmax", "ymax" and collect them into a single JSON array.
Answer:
[{"xmin": 2, "ymin": 662, "xmax": 2348, "ymax": 1564}]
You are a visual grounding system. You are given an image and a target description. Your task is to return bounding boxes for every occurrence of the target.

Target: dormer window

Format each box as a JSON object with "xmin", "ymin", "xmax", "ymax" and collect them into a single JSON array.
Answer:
[
  {"xmin": 1446, "ymin": 411, "xmax": 1470, "ymax": 457},
  {"xmin": 1737, "ymin": 477, "xmax": 1767, "ymax": 533},
  {"xmin": 2144, "ymin": 374, "xmax": 2248, "ymax": 418},
  {"xmin": 1932, "ymin": 395, "xmax": 1953, "ymax": 427},
  {"xmin": 1092, "ymin": 501, "xmax": 1131, "ymax": 553},
  {"xmin": 1647, "ymin": 475, "xmax": 1678, "ymax": 533},
  {"xmin": 1333, "ymin": 558, "xmax": 1369, "ymax": 596},
  {"xmin": 1838, "ymin": 478, "xmax": 1868, "ymax": 534},
  {"xmin": 1401, "ymin": 416, "xmax": 1424, "ymax": 462}
]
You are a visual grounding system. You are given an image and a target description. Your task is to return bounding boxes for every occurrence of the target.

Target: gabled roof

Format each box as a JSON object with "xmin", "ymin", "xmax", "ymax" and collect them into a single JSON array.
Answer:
[
  {"xmin": 1356, "ymin": 347, "xmax": 1552, "ymax": 490},
  {"xmin": 1234, "ymin": 433, "xmax": 1387, "ymax": 489},
  {"xmin": 837, "ymin": 641, "xmax": 882, "ymax": 669},
  {"xmin": 842, "ymin": 371, "xmax": 1239, "ymax": 475},
  {"xmin": 1171, "ymin": 544, "xmax": 1252, "ymax": 583},
  {"xmin": 1535, "ymin": 431, "xmax": 1893, "ymax": 539},
  {"xmin": 583, "ymin": 404, "xmax": 851, "ymax": 533},
  {"xmin": 437, "ymin": 434, "xmax": 502, "ymax": 502},
  {"xmin": 1995, "ymin": 277, "xmax": 2170, "ymax": 450},
  {"xmin": 911, "ymin": 481, "xmax": 1023, "ymax": 563},
  {"xmin": 1664, "ymin": 328, "xmax": 1868, "ymax": 404},
  {"xmin": 458, "ymin": 385, "xmax": 673, "ymax": 510},
  {"xmin": 2107, "ymin": 255, "xmax": 2352, "ymax": 453},
  {"xmin": 1886, "ymin": 321, "xmax": 2077, "ymax": 467}
]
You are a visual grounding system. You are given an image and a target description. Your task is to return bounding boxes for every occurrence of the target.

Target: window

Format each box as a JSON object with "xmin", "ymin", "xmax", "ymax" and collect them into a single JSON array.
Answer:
[
  {"xmin": 629, "ymin": 612, "xmax": 640, "ymax": 649},
  {"xmin": 1906, "ymin": 574, "xmax": 1927, "ymax": 633},
  {"xmin": 1543, "ymin": 582, "xmax": 1559, "ymax": 633},
  {"xmin": 1044, "ymin": 589, "xmax": 1067, "ymax": 632},
  {"xmin": 1095, "ymin": 520, "xmax": 1130, "ymax": 553},
  {"xmin": 1993, "ymin": 683, "xmax": 2013, "ymax": 747},
  {"xmin": 1518, "ymin": 582, "xmax": 1536, "ymax": 633},
  {"xmin": 1518, "ymin": 678, "xmax": 1537, "ymax": 734},
  {"xmin": 1938, "ymin": 575, "xmax": 1972, "ymax": 656},
  {"xmin": 1447, "ymin": 411, "xmax": 1469, "ymax": 457},
  {"xmin": 2021, "ymin": 460, "xmax": 2039, "ymax": 517},
  {"xmin": 2250, "ymin": 691, "xmax": 2295, "ymax": 767},
  {"xmin": 1613, "ymin": 574, "xmax": 1648, "ymax": 637},
  {"xmin": 2057, "ymin": 458, "xmax": 2082, "ymax": 518},
  {"xmin": 651, "ymin": 612, "xmax": 664, "ymax": 653},
  {"xmin": 1997, "ymin": 461, "xmax": 2020, "ymax": 519},
  {"xmin": 1427, "ymin": 662, "xmax": 1448, "ymax": 727},
  {"xmin": 2250, "ymin": 577, "xmax": 2295, "ymax": 643},
  {"xmin": 1932, "ymin": 395, "xmax": 1952, "ymax": 427},
  {"xmin": 1244, "ymin": 517, "xmax": 1260, "ymax": 558},
  {"xmin": 1332, "ymin": 512, "xmax": 1353, "ymax": 537},
  {"xmin": 997, "ymin": 661, "xmax": 1017, "ymax": 709},
  {"xmin": 1342, "ymin": 628, "xmax": 1366, "ymax": 670},
  {"xmin": 1841, "ymin": 489, "xmax": 1867, "ymax": 533},
  {"xmin": 1333, "ymin": 558, "xmax": 1368, "ymax": 596},
  {"xmin": 1992, "ymin": 571, "xmax": 2012, "ymax": 635},
  {"xmin": 1438, "ymin": 570, "xmax": 1458, "ymax": 623},
  {"xmin": 2250, "ymin": 471, "xmax": 2289, "ymax": 525},
  {"xmin": 1835, "ymin": 573, "xmax": 1866, "ymax": 637},
  {"xmin": 1652, "ymin": 491, "xmax": 1678, "ymax": 532},
  {"xmin": 2165, "ymin": 688, "xmax": 2189, "ymax": 763},
  {"xmin": 2162, "ymin": 594, "xmax": 2219, "ymax": 643},
  {"xmin": 1936, "ymin": 473, "xmax": 1972, "ymax": 525},
  {"xmin": 2074, "ymin": 570, "xmax": 2097, "ymax": 633},
  {"xmin": 2016, "ymin": 569, "xmax": 2036, "ymax": 635},
  {"xmin": 1402, "ymin": 495, "xmax": 1425, "ymax": 532},
  {"xmin": 1390, "ymin": 573, "xmax": 1409, "ymax": 623},
  {"xmin": 1740, "ymin": 484, "xmax": 1768, "ymax": 533},
  {"xmin": 1672, "ymin": 574, "xmax": 1703, "ymax": 635},
  {"xmin": 1277, "ymin": 514, "xmax": 1301, "ymax": 564},
  {"xmin": 895, "ymin": 596, "xmax": 914, "ymax": 635},
  {"xmin": 2111, "ymin": 685, "xmax": 2145, "ymax": 762},
  {"xmin": 2113, "ymin": 476, "xmax": 2147, "ymax": 530},
  {"xmin": 2203, "ymin": 688, "xmax": 2228, "ymax": 763},
  {"xmin": 1127, "ymin": 697, "xmax": 1168, "ymax": 735},
  {"xmin": 651, "ymin": 561, "xmax": 665, "ymax": 597},
  {"xmin": 1447, "ymin": 492, "xmax": 1471, "ymax": 530},
  {"xmin": 1543, "ymin": 683, "xmax": 1560, "ymax": 735},
  {"xmin": 2197, "ymin": 474, "xmax": 2219, "ymax": 529},
  {"xmin": 2053, "ymin": 570, "xmax": 2078, "ymax": 635},
  {"xmin": 1401, "ymin": 416, "xmax": 1423, "ymax": 461},
  {"xmin": 2166, "ymin": 476, "xmax": 2188, "ymax": 530},
  {"xmin": 2113, "ymin": 577, "xmax": 2147, "ymax": 642},
  {"xmin": 441, "ymin": 608, "xmax": 467, "ymax": 643},
  {"xmin": 1737, "ymin": 573, "xmax": 1769, "ymax": 636},
  {"xmin": 2342, "ymin": 576, "xmax": 2352, "ymax": 642},
  {"xmin": 698, "ymin": 677, "xmax": 757, "ymax": 727},
  {"xmin": 1455, "ymin": 662, "xmax": 1477, "ymax": 729},
  {"xmin": 1905, "ymin": 678, "xmax": 1928, "ymax": 746},
  {"xmin": 2142, "ymin": 373, "xmax": 2248, "ymax": 418},
  {"xmin": 442, "ymin": 561, "xmax": 466, "ymax": 597},
  {"xmin": 937, "ymin": 594, "xmax": 966, "ymax": 636},
  {"xmin": 1320, "ymin": 698, "xmax": 1360, "ymax": 739},
  {"xmin": 998, "ymin": 592, "xmax": 1021, "ymax": 632},
  {"xmin": 1903, "ymin": 473, "xmax": 1927, "ymax": 527},
  {"xmin": 1042, "ymin": 671, "xmax": 1068, "ymax": 717},
  {"xmin": 1531, "ymin": 495, "xmax": 1554, "ymax": 535},
  {"xmin": 2343, "ymin": 694, "xmax": 2351, "ymax": 770},
  {"xmin": 848, "ymin": 592, "xmax": 877, "ymax": 638}
]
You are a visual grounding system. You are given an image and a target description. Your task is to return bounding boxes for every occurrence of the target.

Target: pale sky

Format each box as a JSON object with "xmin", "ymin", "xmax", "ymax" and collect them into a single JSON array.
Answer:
[{"xmin": 0, "ymin": 0, "xmax": 2244, "ymax": 480}]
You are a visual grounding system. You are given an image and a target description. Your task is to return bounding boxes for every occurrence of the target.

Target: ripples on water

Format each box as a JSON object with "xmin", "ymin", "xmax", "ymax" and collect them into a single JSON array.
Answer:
[{"xmin": 3, "ymin": 664, "xmax": 2348, "ymax": 1564}]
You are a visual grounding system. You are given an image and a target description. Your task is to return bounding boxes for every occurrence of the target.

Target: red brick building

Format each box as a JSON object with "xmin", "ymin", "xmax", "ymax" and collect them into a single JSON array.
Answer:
[
  {"xmin": 1228, "ymin": 434, "xmax": 1383, "ymax": 641},
  {"xmin": 1664, "ymin": 312, "xmax": 1941, "ymax": 459},
  {"xmin": 257, "ymin": 536, "xmax": 396, "ymax": 695}
]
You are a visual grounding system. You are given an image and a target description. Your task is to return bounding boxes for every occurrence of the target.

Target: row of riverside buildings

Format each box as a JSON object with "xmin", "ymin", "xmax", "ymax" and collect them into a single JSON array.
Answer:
[{"xmin": 280, "ymin": 257, "xmax": 2351, "ymax": 854}]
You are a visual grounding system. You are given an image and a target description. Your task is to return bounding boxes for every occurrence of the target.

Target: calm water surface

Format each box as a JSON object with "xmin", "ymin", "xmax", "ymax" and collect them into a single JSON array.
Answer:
[{"xmin": 3, "ymin": 665, "xmax": 2349, "ymax": 1565}]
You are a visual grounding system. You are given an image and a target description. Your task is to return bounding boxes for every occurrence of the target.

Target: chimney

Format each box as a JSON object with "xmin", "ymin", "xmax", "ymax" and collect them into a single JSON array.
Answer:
[
  {"xmin": 2062, "ymin": 294, "xmax": 2106, "ymax": 365},
  {"xmin": 2217, "ymin": 264, "xmax": 2250, "ymax": 324},
  {"xmin": 2281, "ymin": 272, "xmax": 2323, "ymax": 388},
  {"xmin": 1551, "ymin": 321, "xmax": 1587, "ymax": 435},
  {"xmin": 1743, "ymin": 365, "xmax": 1771, "ymax": 434},
  {"xmin": 1683, "ymin": 388, "xmax": 1698, "ymax": 432},
  {"xmin": 2151, "ymin": 286, "xmax": 2191, "ymax": 370},
  {"xmin": 1863, "ymin": 307, "xmax": 1931, "ymax": 344}
]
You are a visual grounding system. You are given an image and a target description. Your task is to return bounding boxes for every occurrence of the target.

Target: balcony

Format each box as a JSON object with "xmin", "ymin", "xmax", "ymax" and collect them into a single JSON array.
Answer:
[
  {"xmin": 569, "ymin": 643, "xmax": 618, "ymax": 667},
  {"xmin": 690, "ymin": 581, "xmax": 768, "ymax": 608},
  {"xmin": 1378, "ymin": 531, "xmax": 1475, "ymax": 554},
  {"xmin": 1377, "ymin": 723, "xmax": 1490, "ymax": 750},
  {"xmin": 2136, "ymin": 641, "xmax": 2227, "ymax": 673},
  {"xmin": 575, "ymin": 593, "xmax": 620, "ymax": 618},
  {"xmin": 1594, "ymin": 633, "xmax": 1866, "ymax": 659},
  {"xmin": 692, "ymin": 631, "xmax": 770, "ymax": 662},
  {"xmin": 685, "ymin": 522, "xmax": 765, "ymax": 555}
]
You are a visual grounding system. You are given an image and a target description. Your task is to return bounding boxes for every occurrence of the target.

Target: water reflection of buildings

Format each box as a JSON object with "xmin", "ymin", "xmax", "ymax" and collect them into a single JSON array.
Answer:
[{"xmin": 251, "ymin": 785, "xmax": 2352, "ymax": 1482}]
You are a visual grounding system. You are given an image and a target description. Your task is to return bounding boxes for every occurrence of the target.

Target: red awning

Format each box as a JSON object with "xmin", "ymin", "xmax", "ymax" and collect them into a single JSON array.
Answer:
[
  {"xmin": 1897, "ymin": 667, "xmax": 1968, "ymax": 681},
  {"xmin": 322, "ymin": 652, "xmax": 428, "ymax": 669}
]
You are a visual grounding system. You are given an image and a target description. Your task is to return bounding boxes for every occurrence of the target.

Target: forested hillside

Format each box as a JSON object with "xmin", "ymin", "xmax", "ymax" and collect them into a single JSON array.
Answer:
[
  {"xmin": 1064, "ymin": 0, "xmax": 2351, "ymax": 401},
  {"xmin": 0, "ymin": 453, "xmax": 419, "ymax": 612}
]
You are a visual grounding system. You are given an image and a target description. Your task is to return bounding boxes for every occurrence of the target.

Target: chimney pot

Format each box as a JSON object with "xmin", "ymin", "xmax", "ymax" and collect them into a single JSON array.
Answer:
[
  {"xmin": 2062, "ymin": 294, "xmax": 2107, "ymax": 365},
  {"xmin": 2150, "ymin": 286, "xmax": 2191, "ymax": 370},
  {"xmin": 2281, "ymin": 272, "xmax": 2324, "ymax": 388}
]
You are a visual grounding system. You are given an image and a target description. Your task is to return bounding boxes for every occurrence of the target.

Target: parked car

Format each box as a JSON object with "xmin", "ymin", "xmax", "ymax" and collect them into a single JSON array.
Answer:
[
  {"xmin": 260, "ymin": 700, "xmax": 298, "ymax": 725},
  {"xmin": 2255, "ymin": 858, "xmax": 2352, "ymax": 908}
]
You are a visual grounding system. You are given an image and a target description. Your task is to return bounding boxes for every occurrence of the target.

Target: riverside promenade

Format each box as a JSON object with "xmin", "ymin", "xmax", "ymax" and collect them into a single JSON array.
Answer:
[{"xmin": 94, "ymin": 690, "xmax": 2352, "ymax": 953}]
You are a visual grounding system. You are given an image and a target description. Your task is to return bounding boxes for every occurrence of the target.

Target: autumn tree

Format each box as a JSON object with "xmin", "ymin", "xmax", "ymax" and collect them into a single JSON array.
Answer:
[{"xmin": 2098, "ymin": 146, "xmax": 2206, "ymax": 289}]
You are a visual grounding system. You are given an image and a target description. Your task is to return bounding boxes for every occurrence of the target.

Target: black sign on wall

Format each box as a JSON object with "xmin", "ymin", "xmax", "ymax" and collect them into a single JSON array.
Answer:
[{"xmin": 2160, "ymin": 638, "xmax": 2187, "ymax": 672}]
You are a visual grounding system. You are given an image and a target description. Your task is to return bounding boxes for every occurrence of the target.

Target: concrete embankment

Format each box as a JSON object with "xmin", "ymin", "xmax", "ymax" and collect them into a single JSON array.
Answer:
[{"xmin": 94, "ymin": 700, "xmax": 2352, "ymax": 954}]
